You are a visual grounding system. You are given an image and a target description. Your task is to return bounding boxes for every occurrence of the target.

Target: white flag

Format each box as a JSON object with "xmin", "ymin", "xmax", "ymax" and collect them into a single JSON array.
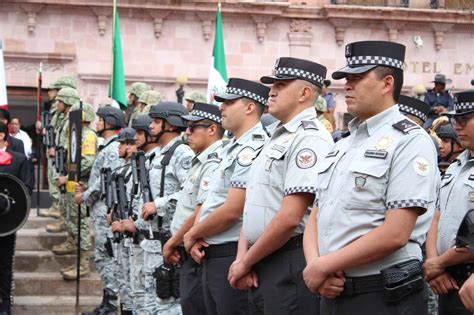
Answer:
[{"xmin": 0, "ymin": 40, "xmax": 7, "ymax": 109}]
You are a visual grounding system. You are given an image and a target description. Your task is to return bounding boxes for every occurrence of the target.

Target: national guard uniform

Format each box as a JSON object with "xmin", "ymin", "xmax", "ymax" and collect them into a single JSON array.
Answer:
[
  {"xmin": 242, "ymin": 58, "xmax": 334, "ymax": 314},
  {"xmin": 128, "ymin": 90, "xmax": 162, "ymax": 127},
  {"xmin": 142, "ymin": 103, "xmax": 194, "ymax": 314},
  {"xmin": 112, "ymin": 127, "xmax": 136, "ymax": 314},
  {"xmin": 81, "ymin": 106, "xmax": 125, "ymax": 314},
  {"xmin": 197, "ymin": 78, "xmax": 270, "ymax": 314},
  {"xmin": 129, "ymin": 114, "xmax": 161, "ymax": 314},
  {"xmin": 315, "ymin": 41, "xmax": 438, "ymax": 314},
  {"xmin": 171, "ymin": 102, "xmax": 224, "ymax": 315},
  {"xmin": 435, "ymin": 91, "xmax": 474, "ymax": 315},
  {"xmin": 126, "ymin": 82, "xmax": 152, "ymax": 125},
  {"xmin": 61, "ymin": 103, "xmax": 98, "ymax": 280},
  {"xmin": 41, "ymin": 75, "xmax": 77, "ymax": 219}
]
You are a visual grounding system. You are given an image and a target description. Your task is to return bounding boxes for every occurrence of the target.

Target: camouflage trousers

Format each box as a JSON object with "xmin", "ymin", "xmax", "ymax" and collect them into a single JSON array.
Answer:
[
  {"xmin": 65, "ymin": 192, "xmax": 90, "ymax": 251},
  {"xmin": 142, "ymin": 240, "xmax": 182, "ymax": 315},
  {"xmin": 46, "ymin": 157, "xmax": 60, "ymax": 205},
  {"xmin": 91, "ymin": 202, "xmax": 119, "ymax": 295},
  {"xmin": 130, "ymin": 243, "xmax": 146, "ymax": 315},
  {"xmin": 427, "ymin": 284, "xmax": 438, "ymax": 315},
  {"xmin": 117, "ymin": 238, "xmax": 133, "ymax": 311}
]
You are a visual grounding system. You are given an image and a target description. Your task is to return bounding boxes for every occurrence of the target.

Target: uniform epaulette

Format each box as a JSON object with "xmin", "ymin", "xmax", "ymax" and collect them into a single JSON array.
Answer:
[
  {"xmin": 341, "ymin": 131, "xmax": 350, "ymax": 138},
  {"xmin": 392, "ymin": 119, "xmax": 420, "ymax": 134},
  {"xmin": 301, "ymin": 120, "xmax": 319, "ymax": 130},
  {"xmin": 252, "ymin": 133, "xmax": 265, "ymax": 142}
]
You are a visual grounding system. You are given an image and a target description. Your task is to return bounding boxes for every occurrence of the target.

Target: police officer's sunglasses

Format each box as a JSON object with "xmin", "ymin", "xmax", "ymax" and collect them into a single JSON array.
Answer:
[
  {"xmin": 449, "ymin": 113, "xmax": 474, "ymax": 128},
  {"xmin": 187, "ymin": 123, "xmax": 211, "ymax": 133}
]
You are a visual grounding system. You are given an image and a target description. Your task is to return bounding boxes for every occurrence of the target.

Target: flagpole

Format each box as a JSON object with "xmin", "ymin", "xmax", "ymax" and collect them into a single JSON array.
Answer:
[
  {"xmin": 36, "ymin": 63, "xmax": 42, "ymax": 216},
  {"xmin": 110, "ymin": 0, "xmax": 117, "ymax": 100}
]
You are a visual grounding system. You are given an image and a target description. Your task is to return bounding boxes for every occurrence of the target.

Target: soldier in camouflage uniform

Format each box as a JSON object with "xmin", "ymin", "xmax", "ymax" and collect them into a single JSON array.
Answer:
[
  {"xmin": 126, "ymin": 82, "xmax": 153, "ymax": 125},
  {"xmin": 61, "ymin": 103, "xmax": 98, "ymax": 280},
  {"xmin": 314, "ymin": 95, "xmax": 333, "ymax": 132},
  {"xmin": 110, "ymin": 127, "xmax": 137, "ymax": 315},
  {"xmin": 140, "ymin": 102, "xmax": 194, "ymax": 314},
  {"xmin": 128, "ymin": 90, "xmax": 162, "ymax": 127},
  {"xmin": 121, "ymin": 114, "xmax": 161, "ymax": 314},
  {"xmin": 40, "ymin": 75, "xmax": 77, "ymax": 219},
  {"xmin": 46, "ymin": 87, "xmax": 79, "ymax": 235},
  {"xmin": 184, "ymin": 91, "xmax": 207, "ymax": 112},
  {"xmin": 75, "ymin": 106, "xmax": 125, "ymax": 315},
  {"xmin": 50, "ymin": 87, "xmax": 80, "ymax": 254}
]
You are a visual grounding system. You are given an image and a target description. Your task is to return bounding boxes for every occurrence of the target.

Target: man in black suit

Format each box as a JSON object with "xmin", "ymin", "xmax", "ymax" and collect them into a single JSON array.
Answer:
[
  {"xmin": 0, "ymin": 122, "xmax": 32, "ymax": 314},
  {"xmin": 0, "ymin": 109, "xmax": 25, "ymax": 156}
]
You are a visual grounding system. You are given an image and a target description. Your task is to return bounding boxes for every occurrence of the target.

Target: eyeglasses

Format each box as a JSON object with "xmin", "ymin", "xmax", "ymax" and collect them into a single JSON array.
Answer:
[
  {"xmin": 449, "ymin": 113, "xmax": 474, "ymax": 128},
  {"xmin": 187, "ymin": 123, "xmax": 211, "ymax": 133}
]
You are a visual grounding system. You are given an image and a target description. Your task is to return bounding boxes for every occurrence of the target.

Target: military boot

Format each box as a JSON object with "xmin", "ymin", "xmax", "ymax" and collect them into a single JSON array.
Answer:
[
  {"xmin": 62, "ymin": 254, "xmax": 90, "ymax": 280},
  {"xmin": 46, "ymin": 218, "xmax": 66, "ymax": 233},
  {"xmin": 52, "ymin": 236, "xmax": 77, "ymax": 255},
  {"xmin": 82, "ymin": 289, "xmax": 117, "ymax": 315},
  {"xmin": 38, "ymin": 203, "xmax": 60, "ymax": 218}
]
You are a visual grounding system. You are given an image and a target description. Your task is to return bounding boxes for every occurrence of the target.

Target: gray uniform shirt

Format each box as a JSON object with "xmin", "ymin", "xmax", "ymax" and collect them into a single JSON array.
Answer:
[
  {"xmin": 437, "ymin": 150, "xmax": 474, "ymax": 254},
  {"xmin": 199, "ymin": 122, "xmax": 268, "ymax": 245},
  {"xmin": 170, "ymin": 140, "xmax": 224, "ymax": 235},
  {"xmin": 316, "ymin": 106, "xmax": 438, "ymax": 277},
  {"xmin": 243, "ymin": 107, "xmax": 334, "ymax": 244},
  {"xmin": 83, "ymin": 135, "xmax": 121, "ymax": 207}
]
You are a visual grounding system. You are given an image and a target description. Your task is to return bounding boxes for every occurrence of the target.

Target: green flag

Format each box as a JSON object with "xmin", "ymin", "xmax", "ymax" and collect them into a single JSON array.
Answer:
[
  {"xmin": 207, "ymin": 2, "xmax": 227, "ymax": 103},
  {"xmin": 108, "ymin": 5, "xmax": 127, "ymax": 110}
]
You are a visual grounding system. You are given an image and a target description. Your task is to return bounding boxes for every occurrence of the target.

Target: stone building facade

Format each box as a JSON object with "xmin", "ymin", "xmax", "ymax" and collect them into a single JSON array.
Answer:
[{"xmin": 1, "ymin": 0, "xmax": 473, "ymax": 128}]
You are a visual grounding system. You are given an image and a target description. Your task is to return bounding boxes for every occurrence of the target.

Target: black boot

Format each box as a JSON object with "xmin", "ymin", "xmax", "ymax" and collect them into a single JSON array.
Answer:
[
  {"xmin": 97, "ymin": 289, "xmax": 118, "ymax": 315},
  {"xmin": 81, "ymin": 289, "xmax": 106, "ymax": 315}
]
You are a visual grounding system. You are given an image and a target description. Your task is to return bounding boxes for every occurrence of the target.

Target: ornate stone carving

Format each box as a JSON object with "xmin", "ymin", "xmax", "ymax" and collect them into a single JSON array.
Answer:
[
  {"xmin": 5, "ymin": 61, "xmax": 64, "ymax": 72},
  {"xmin": 20, "ymin": 4, "xmax": 45, "ymax": 34},
  {"xmin": 329, "ymin": 19, "xmax": 352, "ymax": 46},
  {"xmin": 251, "ymin": 15, "xmax": 274, "ymax": 43},
  {"xmin": 90, "ymin": 7, "xmax": 111, "ymax": 36},
  {"xmin": 431, "ymin": 22, "xmax": 453, "ymax": 50},
  {"xmin": 290, "ymin": 19, "xmax": 311, "ymax": 33},
  {"xmin": 148, "ymin": 11, "xmax": 170, "ymax": 38},
  {"xmin": 196, "ymin": 12, "xmax": 215, "ymax": 41},
  {"xmin": 4, "ymin": 51, "xmax": 75, "ymax": 72},
  {"xmin": 384, "ymin": 21, "xmax": 405, "ymax": 42}
]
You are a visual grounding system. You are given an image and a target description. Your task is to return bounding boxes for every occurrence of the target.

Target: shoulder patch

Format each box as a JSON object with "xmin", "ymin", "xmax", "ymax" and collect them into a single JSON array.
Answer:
[
  {"xmin": 413, "ymin": 156, "xmax": 430, "ymax": 176},
  {"xmin": 181, "ymin": 156, "xmax": 192, "ymax": 170},
  {"xmin": 302, "ymin": 120, "xmax": 319, "ymax": 130},
  {"xmin": 237, "ymin": 146, "xmax": 255, "ymax": 167},
  {"xmin": 107, "ymin": 151, "xmax": 118, "ymax": 162},
  {"xmin": 252, "ymin": 133, "xmax": 265, "ymax": 142},
  {"xmin": 295, "ymin": 148, "xmax": 317, "ymax": 169},
  {"xmin": 392, "ymin": 119, "xmax": 420, "ymax": 134},
  {"xmin": 200, "ymin": 176, "xmax": 212, "ymax": 191}
]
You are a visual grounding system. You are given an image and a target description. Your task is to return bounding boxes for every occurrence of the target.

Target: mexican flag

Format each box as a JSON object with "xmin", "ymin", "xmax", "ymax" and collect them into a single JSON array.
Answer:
[
  {"xmin": 108, "ymin": 1, "xmax": 127, "ymax": 110},
  {"xmin": 206, "ymin": 2, "xmax": 227, "ymax": 104},
  {"xmin": 0, "ymin": 40, "xmax": 8, "ymax": 109}
]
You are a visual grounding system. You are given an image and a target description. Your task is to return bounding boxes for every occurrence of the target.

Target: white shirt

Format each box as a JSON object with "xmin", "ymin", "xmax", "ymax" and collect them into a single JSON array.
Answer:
[{"xmin": 11, "ymin": 129, "xmax": 32, "ymax": 158}]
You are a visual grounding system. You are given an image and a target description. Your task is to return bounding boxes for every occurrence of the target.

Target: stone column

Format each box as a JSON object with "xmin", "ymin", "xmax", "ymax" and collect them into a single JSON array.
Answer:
[{"xmin": 288, "ymin": 19, "xmax": 313, "ymax": 58}]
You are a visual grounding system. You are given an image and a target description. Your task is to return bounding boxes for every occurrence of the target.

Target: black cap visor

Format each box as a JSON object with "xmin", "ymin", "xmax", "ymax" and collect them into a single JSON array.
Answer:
[
  {"xmin": 443, "ymin": 109, "xmax": 474, "ymax": 117},
  {"xmin": 332, "ymin": 64, "xmax": 378, "ymax": 80},
  {"xmin": 182, "ymin": 114, "xmax": 205, "ymax": 122},
  {"xmin": 214, "ymin": 92, "xmax": 242, "ymax": 103},
  {"xmin": 260, "ymin": 74, "xmax": 298, "ymax": 84}
]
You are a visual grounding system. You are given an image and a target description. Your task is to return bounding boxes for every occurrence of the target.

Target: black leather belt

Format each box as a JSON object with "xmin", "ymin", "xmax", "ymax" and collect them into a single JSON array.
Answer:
[
  {"xmin": 341, "ymin": 274, "xmax": 385, "ymax": 296},
  {"xmin": 177, "ymin": 246, "xmax": 189, "ymax": 262},
  {"xmin": 204, "ymin": 242, "xmax": 238, "ymax": 259},
  {"xmin": 138, "ymin": 229, "xmax": 160, "ymax": 240},
  {"xmin": 447, "ymin": 263, "xmax": 474, "ymax": 285}
]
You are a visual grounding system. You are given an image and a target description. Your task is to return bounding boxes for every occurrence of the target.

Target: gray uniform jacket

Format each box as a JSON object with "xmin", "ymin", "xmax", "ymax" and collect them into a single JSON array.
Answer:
[
  {"xmin": 437, "ymin": 150, "xmax": 474, "ymax": 254},
  {"xmin": 316, "ymin": 106, "xmax": 439, "ymax": 277},
  {"xmin": 199, "ymin": 122, "xmax": 268, "ymax": 245},
  {"xmin": 243, "ymin": 107, "xmax": 334, "ymax": 244},
  {"xmin": 170, "ymin": 139, "xmax": 224, "ymax": 235}
]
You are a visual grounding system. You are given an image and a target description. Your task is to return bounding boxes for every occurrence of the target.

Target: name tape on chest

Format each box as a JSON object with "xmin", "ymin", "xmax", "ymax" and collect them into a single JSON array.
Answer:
[
  {"xmin": 364, "ymin": 150, "xmax": 388, "ymax": 159},
  {"xmin": 469, "ymin": 174, "xmax": 474, "ymax": 181},
  {"xmin": 392, "ymin": 119, "xmax": 420, "ymax": 134}
]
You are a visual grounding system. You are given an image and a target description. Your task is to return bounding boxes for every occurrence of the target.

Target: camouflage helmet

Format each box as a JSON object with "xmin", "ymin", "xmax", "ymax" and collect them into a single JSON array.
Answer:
[
  {"xmin": 116, "ymin": 127, "xmax": 136, "ymax": 143},
  {"xmin": 70, "ymin": 102, "xmax": 95, "ymax": 122},
  {"xmin": 128, "ymin": 82, "xmax": 152, "ymax": 99},
  {"xmin": 138, "ymin": 90, "xmax": 162, "ymax": 105},
  {"xmin": 314, "ymin": 96, "xmax": 327, "ymax": 113},
  {"xmin": 131, "ymin": 114, "xmax": 153, "ymax": 134},
  {"xmin": 96, "ymin": 106, "xmax": 125, "ymax": 128},
  {"xmin": 184, "ymin": 91, "xmax": 207, "ymax": 103},
  {"xmin": 48, "ymin": 75, "xmax": 77, "ymax": 90},
  {"xmin": 56, "ymin": 87, "xmax": 80, "ymax": 107},
  {"xmin": 148, "ymin": 102, "xmax": 188, "ymax": 128}
]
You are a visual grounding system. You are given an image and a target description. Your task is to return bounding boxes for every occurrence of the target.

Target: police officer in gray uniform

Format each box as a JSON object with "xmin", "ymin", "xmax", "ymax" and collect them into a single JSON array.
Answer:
[
  {"xmin": 163, "ymin": 102, "xmax": 225, "ymax": 315},
  {"xmin": 228, "ymin": 57, "xmax": 333, "ymax": 314},
  {"xmin": 183, "ymin": 78, "xmax": 270, "ymax": 315},
  {"xmin": 303, "ymin": 41, "xmax": 439, "ymax": 314},
  {"xmin": 424, "ymin": 91, "xmax": 474, "ymax": 315},
  {"xmin": 76, "ymin": 106, "xmax": 125, "ymax": 315}
]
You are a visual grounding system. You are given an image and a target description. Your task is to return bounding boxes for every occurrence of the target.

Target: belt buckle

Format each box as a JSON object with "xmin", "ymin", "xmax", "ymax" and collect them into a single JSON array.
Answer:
[{"xmin": 343, "ymin": 278, "xmax": 355, "ymax": 296}]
